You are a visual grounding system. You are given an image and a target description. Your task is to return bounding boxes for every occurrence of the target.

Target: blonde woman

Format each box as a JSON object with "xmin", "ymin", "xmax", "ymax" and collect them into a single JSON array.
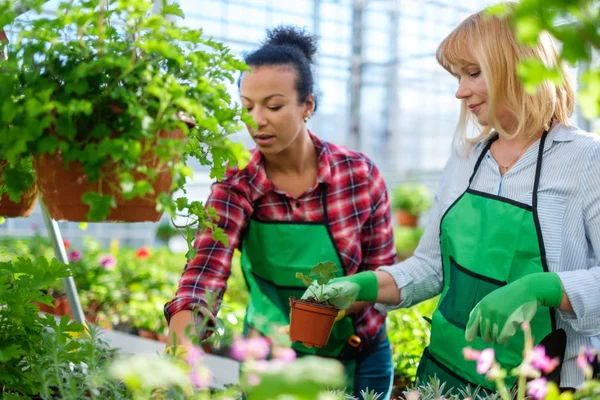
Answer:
[{"xmin": 302, "ymin": 4, "xmax": 600, "ymax": 392}]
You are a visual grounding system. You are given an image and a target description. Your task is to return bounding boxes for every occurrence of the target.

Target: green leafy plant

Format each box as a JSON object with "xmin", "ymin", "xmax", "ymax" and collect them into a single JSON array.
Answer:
[
  {"xmin": 0, "ymin": 256, "xmax": 129, "ymax": 398},
  {"xmin": 394, "ymin": 226, "xmax": 425, "ymax": 260},
  {"xmin": 387, "ymin": 297, "xmax": 436, "ymax": 386},
  {"xmin": 296, "ymin": 261, "xmax": 338, "ymax": 303},
  {"xmin": 391, "ymin": 184, "xmax": 433, "ymax": 216},
  {"xmin": 487, "ymin": 1, "xmax": 600, "ymax": 122},
  {"xmin": 0, "ymin": 0, "xmax": 250, "ymax": 257}
]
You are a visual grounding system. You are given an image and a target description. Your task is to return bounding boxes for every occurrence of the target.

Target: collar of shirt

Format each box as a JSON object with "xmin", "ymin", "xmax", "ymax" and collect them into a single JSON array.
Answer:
[
  {"xmin": 244, "ymin": 130, "xmax": 333, "ymax": 198},
  {"xmin": 475, "ymin": 122, "xmax": 577, "ymax": 154}
]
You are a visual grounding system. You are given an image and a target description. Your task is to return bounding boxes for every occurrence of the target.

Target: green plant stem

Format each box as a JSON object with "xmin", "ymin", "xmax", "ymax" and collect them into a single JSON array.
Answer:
[
  {"xmin": 51, "ymin": 341, "xmax": 67, "ymax": 398},
  {"xmin": 517, "ymin": 374, "xmax": 526, "ymax": 400},
  {"xmin": 495, "ymin": 378, "xmax": 512, "ymax": 400}
]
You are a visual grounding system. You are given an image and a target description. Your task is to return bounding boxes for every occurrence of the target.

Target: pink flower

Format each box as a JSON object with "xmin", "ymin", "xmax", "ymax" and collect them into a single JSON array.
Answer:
[
  {"xmin": 68, "ymin": 250, "xmax": 83, "ymax": 262},
  {"xmin": 477, "ymin": 349, "xmax": 495, "ymax": 374},
  {"xmin": 463, "ymin": 347, "xmax": 481, "ymax": 361},
  {"xmin": 98, "ymin": 254, "xmax": 117, "ymax": 270},
  {"xmin": 230, "ymin": 337, "xmax": 271, "ymax": 362},
  {"xmin": 247, "ymin": 373, "xmax": 261, "ymax": 386},
  {"xmin": 63, "ymin": 239, "xmax": 71, "ymax": 249},
  {"xmin": 272, "ymin": 347, "xmax": 296, "ymax": 363},
  {"xmin": 189, "ymin": 365, "xmax": 212, "ymax": 388},
  {"xmin": 527, "ymin": 378, "xmax": 549, "ymax": 400},
  {"xmin": 185, "ymin": 345, "xmax": 204, "ymax": 366},
  {"xmin": 135, "ymin": 247, "xmax": 151, "ymax": 259},
  {"xmin": 531, "ymin": 345, "xmax": 560, "ymax": 374}
]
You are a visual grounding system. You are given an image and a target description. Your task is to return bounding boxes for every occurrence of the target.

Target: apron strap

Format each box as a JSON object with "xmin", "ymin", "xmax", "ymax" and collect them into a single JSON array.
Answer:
[
  {"xmin": 468, "ymin": 135, "xmax": 497, "ymax": 187},
  {"xmin": 532, "ymin": 130, "xmax": 549, "ymax": 210}
]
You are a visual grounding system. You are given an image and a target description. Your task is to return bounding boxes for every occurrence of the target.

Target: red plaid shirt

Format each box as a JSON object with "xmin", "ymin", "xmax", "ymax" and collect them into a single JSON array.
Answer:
[{"xmin": 165, "ymin": 132, "xmax": 396, "ymax": 343}]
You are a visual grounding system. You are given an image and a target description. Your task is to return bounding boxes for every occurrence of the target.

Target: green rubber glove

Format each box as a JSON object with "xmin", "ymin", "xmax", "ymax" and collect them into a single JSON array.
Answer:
[
  {"xmin": 465, "ymin": 272, "xmax": 563, "ymax": 344},
  {"xmin": 300, "ymin": 271, "xmax": 379, "ymax": 310}
]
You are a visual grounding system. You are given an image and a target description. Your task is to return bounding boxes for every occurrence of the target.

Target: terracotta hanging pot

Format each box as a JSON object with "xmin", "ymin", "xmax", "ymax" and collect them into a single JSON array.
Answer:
[
  {"xmin": 0, "ymin": 185, "xmax": 38, "ymax": 218},
  {"xmin": 33, "ymin": 129, "xmax": 185, "ymax": 222},
  {"xmin": 0, "ymin": 162, "xmax": 38, "ymax": 218},
  {"xmin": 289, "ymin": 297, "xmax": 338, "ymax": 348},
  {"xmin": 396, "ymin": 209, "xmax": 418, "ymax": 227}
]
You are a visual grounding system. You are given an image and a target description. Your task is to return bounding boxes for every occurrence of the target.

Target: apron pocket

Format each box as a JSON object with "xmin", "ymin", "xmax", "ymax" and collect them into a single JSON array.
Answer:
[
  {"xmin": 438, "ymin": 257, "xmax": 507, "ymax": 330},
  {"xmin": 416, "ymin": 347, "xmax": 486, "ymax": 391}
]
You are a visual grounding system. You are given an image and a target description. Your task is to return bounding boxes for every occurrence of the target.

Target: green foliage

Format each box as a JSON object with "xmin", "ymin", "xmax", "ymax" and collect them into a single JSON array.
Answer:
[
  {"xmin": 241, "ymin": 356, "xmax": 346, "ymax": 400},
  {"xmin": 0, "ymin": 0, "xmax": 249, "ymax": 253},
  {"xmin": 391, "ymin": 184, "xmax": 432, "ymax": 216},
  {"xmin": 394, "ymin": 226, "xmax": 424, "ymax": 260},
  {"xmin": 386, "ymin": 298, "xmax": 437, "ymax": 383},
  {"xmin": 0, "ymin": 157, "xmax": 35, "ymax": 201},
  {"xmin": 296, "ymin": 261, "xmax": 339, "ymax": 303},
  {"xmin": 487, "ymin": 0, "xmax": 600, "ymax": 121},
  {"xmin": 0, "ymin": 254, "xmax": 129, "ymax": 398}
]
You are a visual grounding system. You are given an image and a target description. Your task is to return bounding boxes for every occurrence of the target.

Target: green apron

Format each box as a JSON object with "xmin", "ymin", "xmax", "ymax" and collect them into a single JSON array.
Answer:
[
  {"xmin": 240, "ymin": 189, "xmax": 358, "ymax": 391},
  {"xmin": 417, "ymin": 131, "xmax": 562, "ymax": 391}
]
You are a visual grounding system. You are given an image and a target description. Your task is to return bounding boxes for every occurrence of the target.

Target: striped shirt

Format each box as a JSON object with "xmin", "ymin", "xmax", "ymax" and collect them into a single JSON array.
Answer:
[
  {"xmin": 377, "ymin": 123, "xmax": 600, "ymax": 387},
  {"xmin": 165, "ymin": 132, "xmax": 396, "ymax": 344}
]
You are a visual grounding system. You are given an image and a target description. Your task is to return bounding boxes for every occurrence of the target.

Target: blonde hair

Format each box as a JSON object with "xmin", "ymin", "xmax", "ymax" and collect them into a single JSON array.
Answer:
[{"xmin": 436, "ymin": 2, "xmax": 575, "ymax": 151}]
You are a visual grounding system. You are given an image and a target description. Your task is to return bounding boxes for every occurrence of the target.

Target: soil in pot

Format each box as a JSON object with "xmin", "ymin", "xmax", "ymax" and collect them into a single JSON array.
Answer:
[{"xmin": 289, "ymin": 297, "xmax": 339, "ymax": 348}]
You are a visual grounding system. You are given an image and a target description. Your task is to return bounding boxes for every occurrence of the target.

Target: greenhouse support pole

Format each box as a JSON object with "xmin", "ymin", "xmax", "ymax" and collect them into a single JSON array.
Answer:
[{"xmin": 40, "ymin": 201, "xmax": 86, "ymax": 325}]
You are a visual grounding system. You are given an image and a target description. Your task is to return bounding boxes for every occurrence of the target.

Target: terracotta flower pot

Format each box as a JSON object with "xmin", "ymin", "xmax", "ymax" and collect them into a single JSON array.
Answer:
[
  {"xmin": 396, "ymin": 209, "xmax": 418, "ymax": 227},
  {"xmin": 137, "ymin": 329, "xmax": 158, "ymax": 340},
  {"xmin": 289, "ymin": 297, "xmax": 339, "ymax": 348},
  {"xmin": 33, "ymin": 129, "xmax": 185, "ymax": 222},
  {"xmin": 34, "ymin": 296, "xmax": 71, "ymax": 316},
  {"xmin": 0, "ymin": 186, "xmax": 38, "ymax": 218},
  {"xmin": 0, "ymin": 163, "xmax": 38, "ymax": 218}
]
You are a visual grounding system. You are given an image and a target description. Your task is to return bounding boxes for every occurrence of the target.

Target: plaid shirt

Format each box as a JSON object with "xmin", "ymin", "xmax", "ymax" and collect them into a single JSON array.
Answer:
[{"xmin": 164, "ymin": 132, "xmax": 396, "ymax": 343}]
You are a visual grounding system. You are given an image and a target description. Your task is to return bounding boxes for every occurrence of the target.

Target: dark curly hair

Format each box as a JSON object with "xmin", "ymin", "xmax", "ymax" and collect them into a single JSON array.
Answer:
[{"xmin": 241, "ymin": 25, "xmax": 319, "ymax": 112}]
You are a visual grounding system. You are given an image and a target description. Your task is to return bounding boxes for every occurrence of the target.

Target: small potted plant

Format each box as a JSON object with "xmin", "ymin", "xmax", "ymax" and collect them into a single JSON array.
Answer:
[
  {"xmin": 391, "ymin": 183, "xmax": 433, "ymax": 227},
  {"xmin": 289, "ymin": 262, "xmax": 343, "ymax": 348}
]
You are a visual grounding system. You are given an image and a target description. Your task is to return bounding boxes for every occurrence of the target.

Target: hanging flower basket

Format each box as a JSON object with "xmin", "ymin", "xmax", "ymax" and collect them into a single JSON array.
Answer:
[{"xmin": 33, "ymin": 129, "xmax": 185, "ymax": 222}]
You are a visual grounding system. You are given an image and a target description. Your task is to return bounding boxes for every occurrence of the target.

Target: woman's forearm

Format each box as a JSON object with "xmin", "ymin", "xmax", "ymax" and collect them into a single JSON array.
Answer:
[{"xmin": 375, "ymin": 270, "xmax": 401, "ymax": 305}]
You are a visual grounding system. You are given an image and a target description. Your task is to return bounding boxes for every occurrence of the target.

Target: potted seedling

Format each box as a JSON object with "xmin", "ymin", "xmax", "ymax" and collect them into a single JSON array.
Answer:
[
  {"xmin": 391, "ymin": 183, "xmax": 433, "ymax": 227},
  {"xmin": 289, "ymin": 261, "xmax": 345, "ymax": 348}
]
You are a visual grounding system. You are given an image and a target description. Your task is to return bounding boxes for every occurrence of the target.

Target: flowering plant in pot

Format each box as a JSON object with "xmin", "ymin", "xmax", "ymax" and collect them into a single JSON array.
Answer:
[
  {"xmin": 0, "ymin": 0, "xmax": 249, "ymax": 257},
  {"xmin": 289, "ymin": 261, "xmax": 345, "ymax": 348}
]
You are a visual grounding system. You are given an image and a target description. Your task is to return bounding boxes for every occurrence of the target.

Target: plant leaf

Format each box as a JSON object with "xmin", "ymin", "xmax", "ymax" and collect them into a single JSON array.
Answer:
[
  {"xmin": 311, "ymin": 262, "xmax": 338, "ymax": 285},
  {"xmin": 295, "ymin": 272, "xmax": 313, "ymax": 287}
]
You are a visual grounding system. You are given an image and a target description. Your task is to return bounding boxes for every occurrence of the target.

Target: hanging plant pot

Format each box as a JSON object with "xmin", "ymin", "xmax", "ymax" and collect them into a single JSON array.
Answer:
[
  {"xmin": 289, "ymin": 297, "xmax": 339, "ymax": 348},
  {"xmin": 0, "ymin": 162, "xmax": 38, "ymax": 218},
  {"xmin": 33, "ymin": 129, "xmax": 185, "ymax": 222},
  {"xmin": 0, "ymin": 185, "xmax": 37, "ymax": 218},
  {"xmin": 396, "ymin": 209, "xmax": 418, "ymax": 227}
]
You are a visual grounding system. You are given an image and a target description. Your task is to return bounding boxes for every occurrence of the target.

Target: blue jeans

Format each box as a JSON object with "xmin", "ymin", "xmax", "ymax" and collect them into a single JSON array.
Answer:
[{"xmin": 354, "ymin": 333, "xmax": 394, "ymax": 399}]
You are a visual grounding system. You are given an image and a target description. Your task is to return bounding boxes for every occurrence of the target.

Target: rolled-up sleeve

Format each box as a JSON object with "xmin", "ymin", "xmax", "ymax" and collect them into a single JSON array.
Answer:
[{"xmin": 375, "ymin": 157, "xmax": 459, "ymax": 311}]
